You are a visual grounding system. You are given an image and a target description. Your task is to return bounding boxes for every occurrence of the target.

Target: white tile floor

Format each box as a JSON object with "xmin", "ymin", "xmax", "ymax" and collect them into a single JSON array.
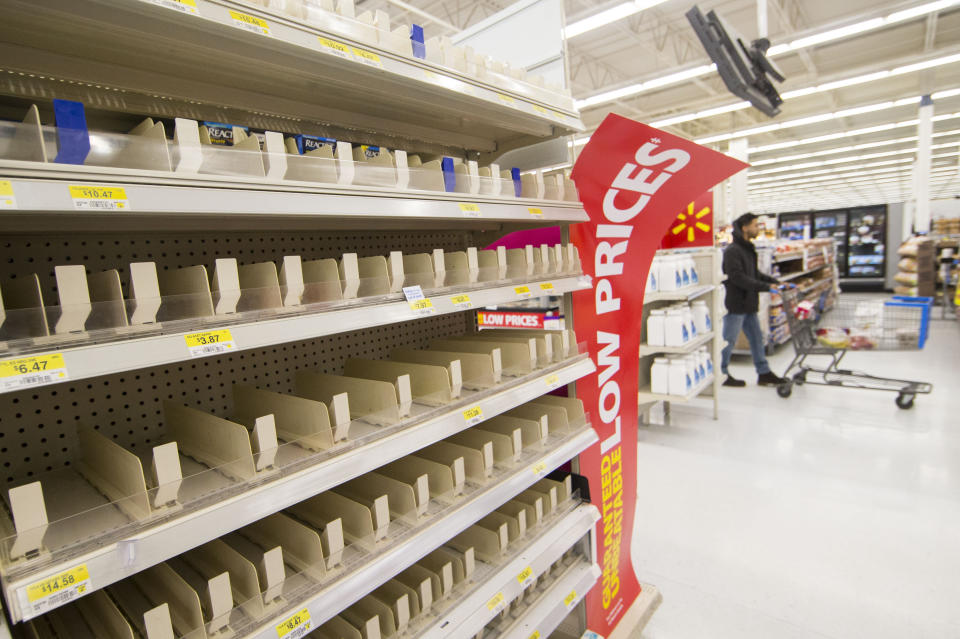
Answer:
[{"xmin": 633, "ymin": 315, "xmax": 960, "ymax": 639}]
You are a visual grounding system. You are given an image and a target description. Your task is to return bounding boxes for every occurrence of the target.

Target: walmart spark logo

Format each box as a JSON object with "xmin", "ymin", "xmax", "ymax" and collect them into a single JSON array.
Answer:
[{"xmin": 672, "ymin": 200, "xmax": 711, "ymax": 242}]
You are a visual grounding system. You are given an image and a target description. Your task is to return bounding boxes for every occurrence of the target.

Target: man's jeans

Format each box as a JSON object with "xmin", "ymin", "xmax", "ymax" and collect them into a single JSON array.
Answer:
[{"xmin": 720, "ymin": 312, "xmax": 771, "ymax": 375}]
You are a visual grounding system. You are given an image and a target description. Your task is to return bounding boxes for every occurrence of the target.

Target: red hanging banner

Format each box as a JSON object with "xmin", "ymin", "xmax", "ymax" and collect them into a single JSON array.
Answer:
[
  {"xmin": 570, "ymin": 114, "xmax": 747, "ymax": 636},
  {"xmin": 661, "ymin": 190, "xmax": 715, "ymax": 249}
]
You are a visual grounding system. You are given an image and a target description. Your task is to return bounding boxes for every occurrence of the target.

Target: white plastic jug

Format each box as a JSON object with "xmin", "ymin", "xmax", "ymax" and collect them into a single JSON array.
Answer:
[
  {"xmin": 689, "ymin": 256, "xmax": 700, "ymax": 284},
  {"xmin": 692, "ymin": 301, "xmax": 711, "ymax": 333},
  {"xmin": 682, "ymin": 305, "xmax": 697, "ymax": 338},
  {"xmin": 679, "ymin": 255, "xmax": 691, "ymax": 287},
  {"xmin": 665, "ymin": 308, "xmax": 688, "ymax": 346},
  {"xmin": 686, "ymin": 354, "xmax": 700, "ymax": 385},
  {"xmin": 647, "ymin": 310, "xmax": 666, "ymax": 346},
  {"xmin": 668, "ymin": 358, "xmax": 691, "ymax": 395},
  {"xmin": 658, "ymin": 256, "xmax": 679, "ymax": 291},
  {"xmin": 651, "ymin": 357, "xmax": 670, "ymax": 395}
]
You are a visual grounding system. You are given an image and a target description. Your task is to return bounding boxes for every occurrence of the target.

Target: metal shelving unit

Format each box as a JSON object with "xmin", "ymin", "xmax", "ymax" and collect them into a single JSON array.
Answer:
[
  {"xmin": 642, "ymin": 283, "xmax": 715, "ymax": 303},
  {"xmin": 637, "ymin": 374, "xmax": 720, "ymax": 405},
  {"xmin": 639, "ymin": 248, "xmax": 723, "ymax": 422},
  {"xmin": 417, "ymin": 503, "xmax": 598, "ymax": 639},
  {"xmin": 0, "ymin": 1, "xmax": 603, "ymax": 636},
  {"xmin": 0, "ymin": 274, "xmax": 590, "ymax": 391},
  {"xmin": 235, "ymin": 441, "xmax": 600, "ymax": 638},
  {"xmin": 482, "ymin": 554, "xmax": 599, "ymax": 639},
  {"xmin": 2, "ymin": 0, "xmax": 582, "ymax": 153},
  {"xmin": 3, "ymin": 356, "xmax": 596, "ymax": 622},
  {"xmin": 0, "ymin": 173, "xmax": 587, "ymax": 230},
  {"xmin": 638, "ymin": 330, "xmax": 714, "ymax": 357}
]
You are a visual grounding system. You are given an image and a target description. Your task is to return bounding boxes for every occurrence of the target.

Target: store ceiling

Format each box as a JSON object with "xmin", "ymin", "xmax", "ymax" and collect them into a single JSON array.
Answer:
[{"xmin": 357, "ymin": 0, "xmax": 960, "ymax": 212}]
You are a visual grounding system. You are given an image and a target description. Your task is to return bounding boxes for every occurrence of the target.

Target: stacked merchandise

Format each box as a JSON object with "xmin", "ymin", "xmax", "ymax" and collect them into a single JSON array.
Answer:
[
  {"xmin": 895, "ymin": 237, "xmax": 936, "ymax": 297},
  {"xmin": 933, "ymin": 217, "xmax": 960, "ymax": 236},
  {"xmin": 639, "ymin": 247, "xmax": 723, "ymax": 417},
  {"xmin": 649, "ymin": 348, "xmax": 715, "ymax": 397},
  {"xmin": 646, "ymin": 253, "xmax": 702, "ymax": 293}
]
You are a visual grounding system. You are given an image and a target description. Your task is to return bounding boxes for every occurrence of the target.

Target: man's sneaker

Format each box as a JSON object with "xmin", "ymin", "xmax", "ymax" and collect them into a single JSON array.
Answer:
[
  {"xmin": 723, "ymin": 375, "xmax": 746, "ymax": 387},
  {"xmin": 757, "ymin": 372, "xmax": 787, "ymax": 386}
]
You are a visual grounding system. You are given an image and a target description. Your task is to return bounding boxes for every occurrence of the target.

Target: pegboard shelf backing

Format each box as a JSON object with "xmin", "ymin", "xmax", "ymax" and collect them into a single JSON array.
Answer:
[{"xmin": 0, "ymin": 228, "xmax": 477, "ymax": 486}]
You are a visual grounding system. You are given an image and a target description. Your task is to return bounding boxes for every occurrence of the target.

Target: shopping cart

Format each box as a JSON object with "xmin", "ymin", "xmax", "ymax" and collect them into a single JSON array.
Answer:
[{"xmin": 776, "ymin": 288, "xmax": 933, "ymax": 409}]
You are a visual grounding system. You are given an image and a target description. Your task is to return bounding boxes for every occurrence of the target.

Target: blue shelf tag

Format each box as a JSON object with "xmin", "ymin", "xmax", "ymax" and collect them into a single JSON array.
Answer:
[
  {"xmin": 441, "ymin": 157, "xmax": 456, "ymax": 192},
  {"xmin": 410, "ymin": 24, "xmax": 426, "ymax": 59},
  {"xmin": 511, "ymin": 167, "xmax": 522, "ymax": 197},
  {"xmin": 53, "ymin": 99, "xmax": 90, "ymax": 165}
]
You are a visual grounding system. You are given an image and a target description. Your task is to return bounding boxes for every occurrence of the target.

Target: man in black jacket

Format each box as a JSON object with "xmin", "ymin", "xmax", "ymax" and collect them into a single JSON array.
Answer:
[{"xmin": 720, "ymin": 213, "xmax": 786, "ymax": 387}]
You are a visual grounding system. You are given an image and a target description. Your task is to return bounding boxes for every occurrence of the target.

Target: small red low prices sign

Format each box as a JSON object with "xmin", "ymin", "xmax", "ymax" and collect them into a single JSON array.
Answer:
[
  {"xmin": 477, "ymin": 310, "xmax": 555, "ymax": 329},
  {"xmin": 570, "ymin": 114, "xmax": 747, "ymax": 636}
]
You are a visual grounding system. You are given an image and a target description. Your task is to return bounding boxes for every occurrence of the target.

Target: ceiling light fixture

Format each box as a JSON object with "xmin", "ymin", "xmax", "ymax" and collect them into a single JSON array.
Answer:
[
  {"xmin": 563, "ymin": 0, "xmax": 669, "ymax": 39},
  {"xmin": 695, "ymin": 96, "xmax": 928, "ymax": 144},
  {"xmin": 575, "ymin": 0, "xmax": 960, "ymax": 109}
]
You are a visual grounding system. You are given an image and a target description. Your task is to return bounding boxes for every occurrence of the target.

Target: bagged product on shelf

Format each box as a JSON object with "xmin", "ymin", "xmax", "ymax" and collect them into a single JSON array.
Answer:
[
  {"xmin": 898, "ymin": 257, "xmax": 918, "ymax": 272},
  {"xmin": 895, "ymin": 272, "xmax": 919, "ymax": 286}
]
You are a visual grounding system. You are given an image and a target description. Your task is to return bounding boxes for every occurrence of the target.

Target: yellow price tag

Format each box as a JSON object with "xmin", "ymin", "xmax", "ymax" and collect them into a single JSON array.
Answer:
[
  {"xmin": 68, "ymin": 184, "xmax": 129, "ymax": 210},
  {"xmin": 23, "ymin": 564, "xmax": 90, "ymax": 615},
  {"xmin": 528, "ymin": 207, "xmax": 543, "ymax": 216},
  {"xmin": 463, "ymin": 405, "xmax": 484, "ymax": 425},
  {"xmin": 532, "ymin": 104, "xmax": 549, "ymax": 115},
  {"xmin": 409, "ymin": 298, "xmax": 436, "ymax": 315},
  {"xmin": 529, "ymin": 632, "xmax": 541, "ymax": 639},
  {"xmin": 486, "ymin": 591, "xmax": 505, "ymax": 611},
  {"xmin": 149, "ymin": 0, "xmax": 199, "ymax": 14},
  {"xmin": 540, "ymin": 282, "xmax": 555, "ymax": 291},
  {"xmin": 276, "ymin": 608, "xmax": 312, "ymax": 638},
  {"xmin": 184, "ymin": 329, "xmax": 236, "ymax": 357},
  {"xmin": 545, "ymin": 373, "xmax": 561, "ymax": 389},
  {"xmin": 0, "ymin": 353, "xmax": 68, "ymax": 391},
  {"xmin": 531, "ymin": 461, "xmax": 547, "ymax": 476},
  {"xmin": 459, "ymin": 202, "xmax": 481, "ymax": 217},
  {"xmin": 351, "ymin": 47, "xmax": 383, "ymax": 67},
  {"xmin": 0, "ymin": 179, "xmax": 17, "ymax": 208},
  {"xmin": 516, "ymin": 566, "xmax": 534, "ymax": 585},
  {"xmin": 229, "ymin": 10, "xmax": 270, "ymax": 34},
  {"xmin": 497, "ymin": 93, "xmax": 516, "ymax": 104},
  {"xmin": 563, "ymin": 590, "xmax": 578, "ymax": 608},
  {"xmin": 318, "ymin": 36, "xmax": 351, "ymax": 58},
  {"xmin": 514, "ymin": 285, "xmax": 532, "ymax": 298},
  {"xmin": 450, "ymin": 294, "xmax": 473, "ymax": 309}
]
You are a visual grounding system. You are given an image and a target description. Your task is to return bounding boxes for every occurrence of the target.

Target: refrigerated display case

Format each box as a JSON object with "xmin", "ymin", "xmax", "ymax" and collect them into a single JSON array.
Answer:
[
  {"xmin": 778, "ymin": 212, "xmax": 811, "ymax": 240},
  {"xmin": 813, "ymin": 210, "xmax": 848, "ymax": 277},
  {"xmin": 846, "ymin": 205, "xmax": 887, "ymax": 278}
]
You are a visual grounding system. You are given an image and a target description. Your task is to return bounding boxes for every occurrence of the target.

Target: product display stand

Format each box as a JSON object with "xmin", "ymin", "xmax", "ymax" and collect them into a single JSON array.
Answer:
[
  {"xmin": 0, "ymin": 1, "xmax": 605, "ymax": 637},
  {"xmin": 638, "ymin": 247, "xmax": 723, "ymax": 423}
]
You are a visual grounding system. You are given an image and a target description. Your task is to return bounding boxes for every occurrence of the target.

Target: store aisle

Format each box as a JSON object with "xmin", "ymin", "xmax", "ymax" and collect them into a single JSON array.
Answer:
[{"xmin": 633, "ymin": 318, "xmax": 960, "ymax": 639}]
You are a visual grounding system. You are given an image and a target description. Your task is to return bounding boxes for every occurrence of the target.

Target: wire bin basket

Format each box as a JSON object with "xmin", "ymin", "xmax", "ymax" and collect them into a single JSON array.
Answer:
[
  {"xmin": 777, "ymin": 288, "xmax": 933, "ymax": 409},
  {"xmin": 799, "ymin": 294, "xmax": 933, "ymax": 351}
]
